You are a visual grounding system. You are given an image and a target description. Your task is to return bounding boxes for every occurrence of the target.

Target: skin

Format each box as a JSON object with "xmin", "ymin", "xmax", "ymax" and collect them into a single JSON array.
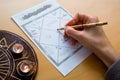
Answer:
[{"xmin": 64, "ymin": 13, "xmax": 119, "ymax": 67}]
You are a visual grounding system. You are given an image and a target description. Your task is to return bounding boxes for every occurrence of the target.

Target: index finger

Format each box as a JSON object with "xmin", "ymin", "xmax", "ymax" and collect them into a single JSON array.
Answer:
[{"xmin": 65, "ymin": 13, "xmax": 80, "ymax": 26}]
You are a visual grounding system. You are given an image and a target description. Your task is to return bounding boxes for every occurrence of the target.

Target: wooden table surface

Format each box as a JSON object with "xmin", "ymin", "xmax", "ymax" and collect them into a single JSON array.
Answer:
[{"xmin": 0, "ymin": 0, "xmax": 120, "ymax": 80}]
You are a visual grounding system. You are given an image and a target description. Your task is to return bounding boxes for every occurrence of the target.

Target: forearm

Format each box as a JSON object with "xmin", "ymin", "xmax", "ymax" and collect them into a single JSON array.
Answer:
[{"xmin": 93, "ymin": 43, "xmax": 119, "ymax": 67}]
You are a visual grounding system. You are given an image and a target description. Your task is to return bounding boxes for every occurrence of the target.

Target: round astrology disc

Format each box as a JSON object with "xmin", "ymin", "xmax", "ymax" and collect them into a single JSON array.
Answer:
[{"xmin": 0, "ymin": 30, "xmax": 38, "ymax": 80}]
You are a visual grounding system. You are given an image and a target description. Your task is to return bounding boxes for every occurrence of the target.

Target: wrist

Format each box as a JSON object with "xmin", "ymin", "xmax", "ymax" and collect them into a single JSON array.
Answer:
[{"xmin": 94, "ymin": 41, "xmax": 119, "ymax": 67}]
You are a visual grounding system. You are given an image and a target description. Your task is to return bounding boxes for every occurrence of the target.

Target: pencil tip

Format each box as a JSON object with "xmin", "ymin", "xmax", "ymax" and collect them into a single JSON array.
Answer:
[{"xmin": 57, "ymin": 29, "xmax": 59, "ymax": 31}]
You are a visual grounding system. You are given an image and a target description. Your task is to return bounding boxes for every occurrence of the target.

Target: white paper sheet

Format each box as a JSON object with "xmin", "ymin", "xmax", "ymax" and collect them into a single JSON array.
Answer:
[{"xmin": 11, "ymin": 0, "xmax": 91, "ymax": 76}]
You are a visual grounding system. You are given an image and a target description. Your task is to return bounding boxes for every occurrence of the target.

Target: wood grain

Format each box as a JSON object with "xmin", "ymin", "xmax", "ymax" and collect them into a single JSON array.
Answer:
[{"xmin": 0, "ymin": 0, "xmax": 120, "ymax": 80}]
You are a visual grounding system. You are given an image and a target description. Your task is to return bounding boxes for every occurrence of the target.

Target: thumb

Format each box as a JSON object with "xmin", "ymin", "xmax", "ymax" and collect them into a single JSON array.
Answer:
[{"xmin": 65, "ymin": 26, "xmax": 82, "ymax": 40}]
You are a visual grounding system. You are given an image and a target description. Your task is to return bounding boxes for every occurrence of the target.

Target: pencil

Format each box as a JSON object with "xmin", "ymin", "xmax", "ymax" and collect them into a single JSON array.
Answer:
[{"xmin": 57, "ymin": 22, "xmax": 108, "ymax": 30}]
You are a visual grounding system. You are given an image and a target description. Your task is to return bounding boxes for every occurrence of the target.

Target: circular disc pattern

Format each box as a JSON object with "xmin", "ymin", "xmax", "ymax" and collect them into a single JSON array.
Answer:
[{"xmin": 0, "ymin": 30, "xmax": 38, "ymax": 80}]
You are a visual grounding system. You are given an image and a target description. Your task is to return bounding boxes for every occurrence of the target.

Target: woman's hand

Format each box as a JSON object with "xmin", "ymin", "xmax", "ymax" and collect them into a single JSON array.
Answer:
[{"xmin": 64, "ymin": 13, "xmax": 119, "ymax": 67}]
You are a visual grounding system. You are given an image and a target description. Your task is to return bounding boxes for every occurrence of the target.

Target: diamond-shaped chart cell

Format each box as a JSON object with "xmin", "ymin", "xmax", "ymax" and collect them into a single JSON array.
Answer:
[
  {"xmin": 40, "ymin": 30, "xmax": 59, "ymax": 46},
  {"xmin": 40, "ymin": 44, "xmax": 58, "ymax": 64},
  {"xmin": 58, "ymin": 47, "xmax": 76, "ymax": 64}
]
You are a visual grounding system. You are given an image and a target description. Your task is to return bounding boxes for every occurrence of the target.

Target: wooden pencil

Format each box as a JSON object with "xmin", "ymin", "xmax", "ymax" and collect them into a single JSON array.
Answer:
[{"xmin": 57, "ymin": 22, "xmax": 108, "ymax": 30}]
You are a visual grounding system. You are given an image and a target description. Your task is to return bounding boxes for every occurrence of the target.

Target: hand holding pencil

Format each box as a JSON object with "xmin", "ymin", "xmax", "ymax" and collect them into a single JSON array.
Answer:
[
  {"xmin": 65, "ymin": 13, "xmax": 120, "ymax": 68},
  {"xmin": 64, "ymin": 13, "xmax": 108, "ymax": 45},
  {"xmin": 64, "ymin": 13, "xmax": 111, "ymax": 59}
]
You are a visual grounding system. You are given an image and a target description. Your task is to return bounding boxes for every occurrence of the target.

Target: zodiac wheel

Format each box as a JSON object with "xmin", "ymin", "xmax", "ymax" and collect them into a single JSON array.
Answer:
[{"xmin": 0, "ymin": 30, "xmax": 38, "ymax": 80}]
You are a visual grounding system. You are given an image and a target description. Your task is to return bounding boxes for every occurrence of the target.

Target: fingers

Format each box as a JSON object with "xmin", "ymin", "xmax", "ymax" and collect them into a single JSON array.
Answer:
[
  {"xmin": 64, "ymin": 13, "xmax": 82, "ymax": 39},
  {"xmin": 64, "ymin": 12, "xmax": 99, "ymax": 46},
  {"xmin": 64, "ymin": 13, "xmax": 86, "ymax": 43},
  {"xmin": 65, "ymin": 27, "xmax": 83, "ymax": 41},
  {"xmin": 76, "ymin": 13, "xmax": 99, "ymax": 23},
  {"xmin": 65, "ymin": 13, "xmax": 87, "ymax": 26},
  {"xmin": 70, "ymin": 38, "xmax": 78, "ymax": 45},
  {"xmin": 65, "ymin": 13, "xmax": 79, "ymax": 26},
  {"xmin": 66, "ymin": 12, "xmax": 99, "ymax": 27}
]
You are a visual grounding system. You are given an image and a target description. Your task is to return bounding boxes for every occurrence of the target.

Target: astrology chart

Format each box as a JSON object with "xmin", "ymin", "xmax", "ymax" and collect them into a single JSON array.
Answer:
[
  {"xmin": 12, "ymin": 0, "xmax": 91, "ymax": 76},
  {"xmin": 23, "ymin": 7, "xmax": 83, "ymax": 66},
  {"xmin": 0, "ymin": 30, "xmax": 38, "ymax": 80}
]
